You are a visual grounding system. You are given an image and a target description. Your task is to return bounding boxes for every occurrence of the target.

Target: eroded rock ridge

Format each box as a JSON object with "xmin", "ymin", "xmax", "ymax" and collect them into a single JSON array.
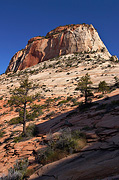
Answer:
[{"xmin": 6, "ymin": 24, "xmax": 111, "ymax": 72}]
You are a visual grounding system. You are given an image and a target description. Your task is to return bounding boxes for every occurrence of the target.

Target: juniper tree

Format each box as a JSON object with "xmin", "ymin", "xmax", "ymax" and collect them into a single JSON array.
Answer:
[
  {"xmin": 114, "ymin": 76, "xmax": 119, "ymax": 88},
  {"xmin": 78, "ymin": 73, "xmax": 93, "ymax": 104},
  {"xmin": 98, "ymin": 81, "xmax": 108, "ymax": 94},
  {"xmin": 8, "ymin": 75, "xmax": 37, "ymax": 136}
]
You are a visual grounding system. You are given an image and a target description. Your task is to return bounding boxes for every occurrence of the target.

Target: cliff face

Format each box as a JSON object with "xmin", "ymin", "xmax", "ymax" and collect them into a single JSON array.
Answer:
[{"xmin": 6, "ymin": 24, "xmax": 111, "ymax": 72}]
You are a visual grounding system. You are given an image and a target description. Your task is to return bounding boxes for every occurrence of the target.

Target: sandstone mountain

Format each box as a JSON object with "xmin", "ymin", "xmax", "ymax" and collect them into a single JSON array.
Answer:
[
  {"xmin": 1, "ymin": 24, "xmax": 119, "ymax": 180},
  {"xmin": 0, "ymin": 49, "xmax": 119, "ymax": 179},
  {"xmin": 6, "ymin": 24, "xmax": 111, "ymax": 73}
]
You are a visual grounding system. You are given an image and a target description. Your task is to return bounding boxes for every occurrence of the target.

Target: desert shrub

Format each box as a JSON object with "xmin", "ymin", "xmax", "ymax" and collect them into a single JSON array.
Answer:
[
  {"xmin": 114, "ymin": 76, "xmax": 119, "ymax": 88},
  {"xmin": 67, "ymin": 96, "xmax": 72, "ymax": 101},
  {"xmin": 38, "ymin": 148, "xmax": 66, "ymax": 165},
  {"xmin": 55, "ymin": 130, "xmax": 85, "ymax": 152},
  {"xmin": 3, "ymin": 104, "xmax": 7, "ymax": 108},
  {"xmin": 14, "ymin": 123, "xmax": 38, "ymax": 143},
  {"xmin": 56, "ymin": 60, "xmax": 61, "ymax": 65},
  {"xmin": 37, "ymin": 128, "xmax": 86, "ymax": 165},
  {"xmin": 26, "ymin": 123, "xmax": 38, "ymax": 137},
  {"xmin": 48, "ymin": 64, "xmax": 53, "ymax": 68},
  {"xmin": 71, "ymin": 101, "xmax": 80, "ymax": 107},
  {"xmin": 57, "ymin": 100, "xmax": 69, "ymax": 105},
  {"xmin": 97, "ymin": 94, "xmax": 103, "ymax": 99},
  {"xmin": 43, "ymin": 111, "xmax": 55, "ymax": 120},
  {"xmin": 75, "ymin": 87, "xmax": 80, "ymax": 91},
  {"xmin": 0, "ymin": 158, "xmax": 28, "ymax": 180},
  {"xmin": 0, "ymin": 130, "xmax": 5, "ymax": 138},
  {"xmin": 45, "ymin": 98, "xmax": 55, "ymax": 104},
  {"xmin": 110, "ymin": 55, "xmax": 118, "ymax": 62},
  {"xmin": 98, "ymin": 81, "xmax": 109, "ymax": 94},
  {"xmin": 57, "ymin": 97, "xmax": 72, "ymax": 106},
  {"xmin": 13, "ymin": 135, "xmax": 24, "ymax": 143},
  {"xmin": 0, "ymin": 96, "xmax": 3, "ymax": 100},
  {"xmin": 71, "ymin": 98, "xmax": 77, "ymax": 104},
  {"xmin": 24, "ymin": 168, "xmax": 35, "ymax": 178},
  {"xmin": 0, "ymin": 171, "xmax": 22, "ymax": 180},
  {"xmin": 10, "ymin": 107, "xmax": 13, "ymax": 111},
  {"xmin": 43, "ymin": 62, "xmax": 47, "ymax": 69}
]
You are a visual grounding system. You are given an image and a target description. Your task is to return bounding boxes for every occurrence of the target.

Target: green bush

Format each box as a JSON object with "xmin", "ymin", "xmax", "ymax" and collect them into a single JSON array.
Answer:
[
  {"xmin": 97, "ymin": 94, "xmax": 103, "ymax": 99},
  {"xmin": 24, "ymin": 168, "xmax": 35, "ymax": 178},
  {"xmin": 0, "ymin": 130, "xmax": 5, "ymax": 138},
  {"xmin": 0, "ymin": 96, "xmax": 3, "ymax": 100},
  {"xmin": 98, "ymin": 81, "xmax": 109, "ymax": 94},
  {"xmin": 14, "ymin": 135, "xmax": 24, "ymax": 143},
  {"xmin": 57, "ymin": 97, "xmax": 72, "ymax": 106},
  {"xmin": 0, "ymin": 158, "xmax": 28, "ymax": 180},
  {"xmin": 114, "ymin": 76, "xmax": 119, "ymax": 88},
  {"xmin": 26, "ymin": 123, "xmax": 38, "ymax": 137},
  {"xmin": 37, "ymin": 129, "xmax": 86, "ymax": 165},
  {"xmin": 9, "ymin": 107, "xmax": 43, "ymax": 125},
  {"xmin": 14, "ymin": 123, "xmax": 38, "ymax": 143},
  {"xmin": 67, "ymin": 96, "xmax": 72, "ymax": 101},
  {"xmin": 75, "ymin": 87, "xmax": 80, "ymax": 91}
]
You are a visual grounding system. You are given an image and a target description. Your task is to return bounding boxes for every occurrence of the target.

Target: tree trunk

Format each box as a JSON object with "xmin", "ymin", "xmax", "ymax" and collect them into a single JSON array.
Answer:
[{"xmin": 23, "ymin": 102, "xmax": 26, "ymax": 136}]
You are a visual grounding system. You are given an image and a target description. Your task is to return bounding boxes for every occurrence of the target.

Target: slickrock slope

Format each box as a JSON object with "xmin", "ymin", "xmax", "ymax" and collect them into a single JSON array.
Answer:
[
  {"xmin": 0, "ymin": 52, "xmax": 119, "ymax": 179},
  {"xmin": 29, "ymin": 91, "xmax": 119, "ymax": 180},
  {"xmin": 6, "ymin": 24, "xmax": 111, "ymax": 73}
]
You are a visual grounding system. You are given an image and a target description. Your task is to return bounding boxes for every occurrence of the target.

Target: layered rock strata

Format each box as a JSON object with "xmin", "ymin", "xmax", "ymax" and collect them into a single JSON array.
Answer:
[{"xmin": 6, "ymin": 24, "xmax": 111, "ymax": 72}]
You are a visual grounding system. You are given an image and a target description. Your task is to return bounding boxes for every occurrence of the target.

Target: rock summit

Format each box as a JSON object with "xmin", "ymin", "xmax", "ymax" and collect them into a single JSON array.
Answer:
[{"xmin": 6, "ymin": 24, "xmax": 111, "ymax": 73}]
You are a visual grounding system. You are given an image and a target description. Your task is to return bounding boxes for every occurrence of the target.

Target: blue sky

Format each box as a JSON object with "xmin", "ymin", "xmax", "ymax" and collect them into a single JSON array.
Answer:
[{"xmin": 0, "ymin": 0, "xmax": 119, "ymax": 74}]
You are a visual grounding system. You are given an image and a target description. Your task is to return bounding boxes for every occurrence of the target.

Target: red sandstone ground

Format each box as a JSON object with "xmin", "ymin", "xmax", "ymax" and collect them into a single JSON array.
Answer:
[
  {"xmin": 0, "ymin": 53, "xmax": 119, "ymax": 179},
  {"xmin": 0, "ymin": 89, "xmax": 119, "ymax": 179}
]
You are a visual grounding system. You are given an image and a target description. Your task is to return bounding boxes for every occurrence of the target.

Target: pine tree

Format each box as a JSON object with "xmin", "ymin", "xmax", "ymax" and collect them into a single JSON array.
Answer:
[
  {"xmin": 78, "ymin": 73, "xmax": 93, "ymax": 104},
  {"xmin": 98, "ymin": 81, "xmax": 108, "ymax": 94},
  {"xmin": 114, "ymin": 76, "xmax": 119, "ymax": 88},
  {"xmin": 8, "ymin": 75, "xmax": 37, "ymax": 136}
]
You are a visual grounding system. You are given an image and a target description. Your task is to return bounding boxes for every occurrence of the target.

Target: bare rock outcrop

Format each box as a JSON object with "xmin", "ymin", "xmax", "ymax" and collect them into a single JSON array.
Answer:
[{"xmin": 6, "ymin": 24, "xmax": 111, "ymax": 73}]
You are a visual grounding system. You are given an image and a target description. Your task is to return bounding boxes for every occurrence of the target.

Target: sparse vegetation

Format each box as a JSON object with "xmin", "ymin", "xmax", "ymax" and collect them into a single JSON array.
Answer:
[
  {"xmin": 114, "ymin": 76, "xmax": 119, "ymax": 88},
  {"xmin": 0, "ymin": 130, "xmax": 5, "ymax": 138},
  {"xmin": 37, "ymin": 128, "xmax": 86, "ymax": 165},
  {"xmin": 14, "ymin": 123, "xmax": 38, "ymax": 142},
  {"xmin": 1, "ymin": 43, "xmax": 119, "ymax": 178},
  {"xmin": 77, "ymin": 73, "xmax": 93, "ymax": 104},
  {"xmin": 0, "ymin": 158, "xmax": 29, "ymax": 180},
  {"xmin": 98, "ymin": 81, "xmax": 109, "ymax": 94},
  {"xmin": 8, "ymin": 75, "xmax": 38, "ymax": 136}
]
